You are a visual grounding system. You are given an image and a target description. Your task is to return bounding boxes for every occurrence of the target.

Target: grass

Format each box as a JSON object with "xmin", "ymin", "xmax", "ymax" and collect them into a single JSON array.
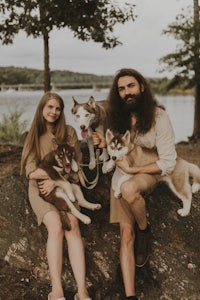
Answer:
[{"xmin": 0, "ymin": 109, "xmax": 28, "ymax": 143}]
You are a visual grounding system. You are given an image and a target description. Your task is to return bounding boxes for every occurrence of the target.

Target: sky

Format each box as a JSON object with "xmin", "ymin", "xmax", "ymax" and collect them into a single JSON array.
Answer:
[{"xmin": 0, "ymin": 0, "xmax": 192, "ymax": 78}]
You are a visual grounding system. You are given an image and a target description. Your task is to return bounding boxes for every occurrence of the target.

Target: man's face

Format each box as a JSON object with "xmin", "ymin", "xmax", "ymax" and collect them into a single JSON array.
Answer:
[{"xmin": 117, "ymin": 75, "xmax": 144, "ymax": 109}]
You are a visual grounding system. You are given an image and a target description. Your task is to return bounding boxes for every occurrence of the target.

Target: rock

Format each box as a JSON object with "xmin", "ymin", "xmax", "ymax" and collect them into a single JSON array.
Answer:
[{"xmin": 0, "ymin": 143, "xmax": 200, "ymax": 300}]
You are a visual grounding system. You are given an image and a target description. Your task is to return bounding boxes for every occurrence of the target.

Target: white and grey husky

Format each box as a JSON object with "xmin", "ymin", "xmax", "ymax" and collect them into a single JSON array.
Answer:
[
  {"xmin": 71, "ymin": 96, "xmax": 108, "ymax": 170},
  {"xmin": 104, "ymin": 129, "xmax": 200, "ymax": 217}
]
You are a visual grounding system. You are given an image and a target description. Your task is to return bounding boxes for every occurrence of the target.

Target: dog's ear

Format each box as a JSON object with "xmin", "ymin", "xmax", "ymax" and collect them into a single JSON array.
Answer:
[
  {"xmin": 88, "ymin": 96, "xmax": 96, "ymax": 108},
  {"xmin": 122, "ymin": 130, "xmax": 130, "ymax": 144},
  {"xmin": 106, "ymin": 128, "xmax": 113, "ymax": 143},
  {"xmin": 71, "ymin": 159, "xmax": 79, "ymax": 172},
  {"xmin": 72, "ymin": 96, "xmax": 78, "ymax": 106}
]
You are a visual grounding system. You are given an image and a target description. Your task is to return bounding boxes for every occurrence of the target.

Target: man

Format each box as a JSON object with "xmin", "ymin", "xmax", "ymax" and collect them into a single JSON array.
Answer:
[{"xmin": 92, "ymin": 68, "xmax": 177, "ymax": 300}]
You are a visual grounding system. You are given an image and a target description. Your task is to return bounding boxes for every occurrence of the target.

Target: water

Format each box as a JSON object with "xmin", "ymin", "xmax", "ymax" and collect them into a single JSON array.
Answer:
[{"xmin": 0, "ymin": 89, "xmax": 194, "ymax": 143}]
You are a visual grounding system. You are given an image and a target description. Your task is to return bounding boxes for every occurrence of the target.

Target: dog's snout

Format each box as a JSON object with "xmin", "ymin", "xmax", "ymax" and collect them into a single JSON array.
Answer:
[
  {"xmin": 80, "ymin": 125, "xmax": 86, "ymax": 130},
  {"xmin": 112, "ymin": 156, "xmax": 117, "ymax": 161}
]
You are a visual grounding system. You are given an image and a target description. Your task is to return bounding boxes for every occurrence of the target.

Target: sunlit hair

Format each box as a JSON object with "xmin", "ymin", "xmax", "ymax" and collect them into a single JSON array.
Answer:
[
  {"xmin": 21, "ymin": 92, "xmax": 67, "ymax": 174},
  {"xmin": 107, "ymin": 68, "xmax": 164, "ymax": 134}
]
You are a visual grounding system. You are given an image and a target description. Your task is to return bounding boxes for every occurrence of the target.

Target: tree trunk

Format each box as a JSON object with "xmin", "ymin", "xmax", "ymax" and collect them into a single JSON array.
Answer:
[
  {"xmin": 39, "ymin": 3, "xmax": 51, "ymax": 92},
  {"xmin": 192, "ymin": 0, "xmax": 200, "ymax": 139},
  {"xmin": 193, "ymin": 84, "xmax": 200, "ymax": 139},
  {"xmin": 43, "ymin": 32, "xmax": 51, "ymax": 92}
]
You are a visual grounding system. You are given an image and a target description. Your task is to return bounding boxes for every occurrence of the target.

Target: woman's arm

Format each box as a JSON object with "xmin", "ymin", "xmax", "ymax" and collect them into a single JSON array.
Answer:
[
  {"xmin": 28, "ymin": 168, "xmax": 49, "ymax": 180},
  {"xmin": 154, "ymin": 110, "xmax": 177, "ymax": 176},
  {"xmin": 92, "ymin": 131, "xmax": 161, "ymax": 174},
  {"xmin": 29, "ymin": 168, "xmax": 56, "ymax": 196}
]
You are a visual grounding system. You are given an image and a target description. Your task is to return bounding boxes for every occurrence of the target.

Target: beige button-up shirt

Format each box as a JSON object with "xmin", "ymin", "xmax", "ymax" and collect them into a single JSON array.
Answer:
[{"xmin": 133, "ymin": 107, "xmax": 177, "ymax": 176}]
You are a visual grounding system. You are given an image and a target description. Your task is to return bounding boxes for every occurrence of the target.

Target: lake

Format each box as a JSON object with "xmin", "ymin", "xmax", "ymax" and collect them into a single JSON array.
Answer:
[{"xmin": 0, "ymin": 89, "xmax": 194, "ymax": 143}]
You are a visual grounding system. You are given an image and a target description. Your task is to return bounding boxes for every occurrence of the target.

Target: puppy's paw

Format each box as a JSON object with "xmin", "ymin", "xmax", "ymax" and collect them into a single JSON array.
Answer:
[
  {"xmin": 89, "ymin": 160, "xmax": 96, "ymax": 170},
  {"xmin": 82, "ymin": 216, "xmax": 91, "ymax": 224},
  {"xmin": 88, "ymin": 203, "xmax": 102, "ymax": 210},
  {"xmin": 114, "ymin": 192, "xmax": 122, "ymax": 199},
  {"xmin": 102, "ymin": 162, "xmax": 113, "ymax": 174},
  {"xmin": 93, "ymin": 203, "xmax": 102, "ymax": 210},
  {"xmin": 177, "ymin": 208, "xmax": 189, "ymax": 217},
  {"xmin": 192, "ymin": 183, "xmax": 200, "ymax": 193},
  {"xmin": 102, "ymin": 164, "xmax": 109, "ymax": 174},
  {"xmin": 99, "ymin": 153, "xmax": 104, "ymax": 161},
  {"xmin": 68, "ymin": 194, "xmax": 75, "ymax": 202}
]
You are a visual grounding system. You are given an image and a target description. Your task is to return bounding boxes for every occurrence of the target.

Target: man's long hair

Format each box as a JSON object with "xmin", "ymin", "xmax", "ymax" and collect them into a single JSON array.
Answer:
[{"xmin": 107, "ymin": 68, "xmax": 163, "ymax": 134}]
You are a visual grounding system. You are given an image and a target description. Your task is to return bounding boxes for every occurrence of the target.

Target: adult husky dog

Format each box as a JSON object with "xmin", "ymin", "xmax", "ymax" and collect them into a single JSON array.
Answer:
[
  {"xmin": 104, "ymin": 129, "xmax": 200, "ymax": 217},
  {"xmin": 71, "ymin": 96, "xmax": 108, "ymax": 170},
  {"xmin": 38, "ymin": 143, "xmax": 101, "ymax": 230}
]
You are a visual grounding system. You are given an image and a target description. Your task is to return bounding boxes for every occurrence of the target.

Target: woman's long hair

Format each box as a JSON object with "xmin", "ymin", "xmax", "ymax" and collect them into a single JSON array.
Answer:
[
  {"xmin": 21, "ymin": 92, "xmax": 67, "ymax": 174},
  {"xmin": 107, "ymin": 68, "xmax": 163, "ymax": 134}
]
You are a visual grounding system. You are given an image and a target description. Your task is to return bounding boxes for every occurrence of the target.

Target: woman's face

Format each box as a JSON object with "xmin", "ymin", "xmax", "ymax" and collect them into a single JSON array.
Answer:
[{"xmin": 42, "ymin": 98, "xmax": 62, "ymax": 125}]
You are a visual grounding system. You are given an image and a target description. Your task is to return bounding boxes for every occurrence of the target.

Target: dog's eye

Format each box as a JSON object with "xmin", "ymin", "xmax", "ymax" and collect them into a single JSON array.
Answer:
[
  {"xmin": 59, "ymin": 152, "xmax": 64, "ymax": 158},
  {"xmin": 76, "ymin": 114, "xmax": 80, "ymax": 118},
  {"xmin": 85, "ymin": 113, "xmax": 89, "ymax": 117}
]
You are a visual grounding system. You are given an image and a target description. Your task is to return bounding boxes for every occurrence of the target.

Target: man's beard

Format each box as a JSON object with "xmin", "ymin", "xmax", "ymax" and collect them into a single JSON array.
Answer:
[{"xmin": 121, "ymin": 93, "xmax": 143, "ymax": 113}]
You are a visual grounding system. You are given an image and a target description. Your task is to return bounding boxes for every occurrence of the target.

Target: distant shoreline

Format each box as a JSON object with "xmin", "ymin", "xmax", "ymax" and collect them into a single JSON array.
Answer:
[
  {"xmin": 0, "ymin": 66, "xmax": 194, "ymax": 95},
  {"xmin": 0, "ymin": 84, "xmax": 194, "ymax": 96},
  {"xmin": 0, "ymin": 83, "xmax": 111, "ymax": 92}
]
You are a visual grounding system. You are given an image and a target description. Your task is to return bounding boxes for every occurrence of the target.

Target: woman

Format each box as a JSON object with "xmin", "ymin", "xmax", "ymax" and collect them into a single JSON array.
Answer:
[{"xmin": 21, "ymin": 92, "xmax": 91, "ymax": 300}]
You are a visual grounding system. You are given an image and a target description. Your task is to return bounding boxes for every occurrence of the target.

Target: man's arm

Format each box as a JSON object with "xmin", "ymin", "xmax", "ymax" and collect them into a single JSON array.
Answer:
[{"xmin": 116, "ymin": 156, "xmax": 162, "ymax": 175}]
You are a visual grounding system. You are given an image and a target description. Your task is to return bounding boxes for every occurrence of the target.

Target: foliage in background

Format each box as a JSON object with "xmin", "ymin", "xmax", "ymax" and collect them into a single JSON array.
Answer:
[
  {"xmin": 0, "ymin": 0, "xmax": 136, "ymax": 92},
  {"xmin": 159, "ymin": 0, "xmax": 200, "ymax": 139},
  {"xmin": 0, "ymin": 66, "xmax": 113, "ymax": 85},
  {"xmin": 159, "ymin": 6, "xmax": 200, "ymax": 88},
  {"xmin": 0, "ymin": 109, "xmax": 28, "ymax": 143},
  {"xmin": 0, "ymin": 67, "xmax": 43, "ymax": 85}
]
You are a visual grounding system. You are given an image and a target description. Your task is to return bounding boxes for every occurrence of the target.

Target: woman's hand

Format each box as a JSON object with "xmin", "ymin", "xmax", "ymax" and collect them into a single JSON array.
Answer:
[
  {"xmin": 92, "ymin": 132, "xmax": 106, "ymax": 148},
  {"xmin": 38, "ymin": 179, "xmax": 56, "ymax": 196}
]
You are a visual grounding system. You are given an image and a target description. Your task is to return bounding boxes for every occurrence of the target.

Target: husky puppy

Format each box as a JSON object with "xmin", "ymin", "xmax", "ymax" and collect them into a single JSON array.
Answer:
[
  {"xmin": 71, "ymin": 96, "xmax": 108, "ymax": 170},
  {"xmin": 38, "ymin": 143, "xmax": 101, "ymax": 230},
  {"xmin": 104, "ymin": 129, "xmax": 200, "ymax": 217}
]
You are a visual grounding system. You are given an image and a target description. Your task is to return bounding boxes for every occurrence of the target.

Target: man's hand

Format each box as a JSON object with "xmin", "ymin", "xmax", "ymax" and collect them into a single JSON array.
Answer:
[{"xmin": 92, "ymin": 132, "xmax": 106, "ymax": 148}]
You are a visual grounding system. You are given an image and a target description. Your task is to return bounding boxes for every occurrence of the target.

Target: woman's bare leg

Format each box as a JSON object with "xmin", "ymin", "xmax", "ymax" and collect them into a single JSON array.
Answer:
[
  {"xmin": 43, "ymin": 211, "xmax": 65, "ymax": 300},
  {"xmin": 65, "ymin": 214, "xmax": 90, "ymax": 300}
]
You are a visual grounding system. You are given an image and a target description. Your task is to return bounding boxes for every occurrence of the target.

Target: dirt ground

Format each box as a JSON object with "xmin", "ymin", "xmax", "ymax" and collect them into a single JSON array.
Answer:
[{"xmin": 0, "ymin": 141, "xmax": 200, "ymax": 300}]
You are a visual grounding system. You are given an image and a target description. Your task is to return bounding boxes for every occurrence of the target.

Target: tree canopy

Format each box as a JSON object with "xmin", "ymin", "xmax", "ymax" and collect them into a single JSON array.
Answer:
[
  {"xmin": 159, "ymin": 1, "xmax": 200, "ymax": 139},
  {"xmin": 159, "ymin": 3, "xmax": 200, "ymax": 86},
  {"xmin": 0, "ymin": 0, "xmax": 136, "ymax": 48},
  {"xmin": 0, "ymin": 0, "xmax": 137, "ymax": 91}
]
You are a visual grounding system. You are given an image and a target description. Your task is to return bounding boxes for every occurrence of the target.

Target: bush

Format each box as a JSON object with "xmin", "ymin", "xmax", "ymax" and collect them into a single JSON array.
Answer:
[{"xmin": 0, "ymin": 109, "xmax": 28, "ymax": 143}]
